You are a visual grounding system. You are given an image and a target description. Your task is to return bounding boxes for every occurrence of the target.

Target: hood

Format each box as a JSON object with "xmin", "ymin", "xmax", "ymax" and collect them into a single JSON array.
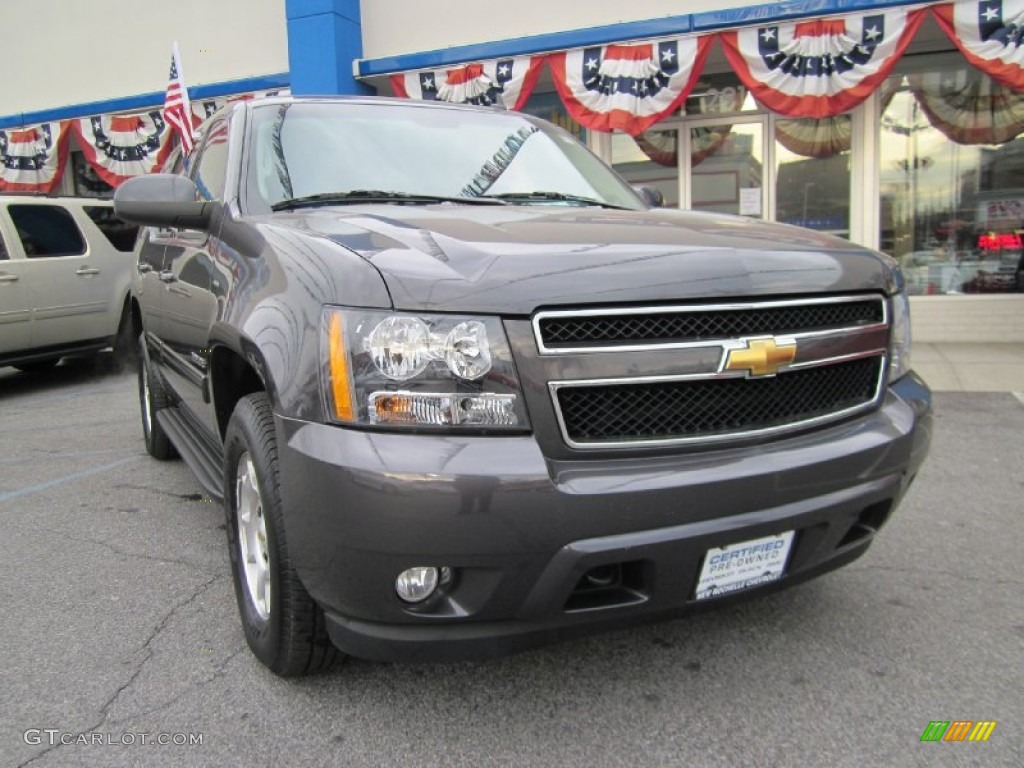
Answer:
[{"xmin": 260, "ymin": 205, "xmax": 896, "ymax": 315}]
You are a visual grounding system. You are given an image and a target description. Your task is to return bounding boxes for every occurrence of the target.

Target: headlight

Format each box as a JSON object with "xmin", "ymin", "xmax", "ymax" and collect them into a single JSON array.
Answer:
[
  {"xmin": 889, "ymin": 292, "xmax": 912, "ymax": 381},
  {"xmin": 321, "ymin": 308, "xmax": 530, "ymax": 430}
]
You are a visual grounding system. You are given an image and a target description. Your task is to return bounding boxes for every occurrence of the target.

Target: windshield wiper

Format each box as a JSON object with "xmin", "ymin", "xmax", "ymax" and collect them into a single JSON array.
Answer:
[
  {"xmin": 271, "ymin": 190, "xmax": 508, "ymax": 211},
  {"xmin": 478, "ymin": 191, "xmax": 630, "ymax": 209}
]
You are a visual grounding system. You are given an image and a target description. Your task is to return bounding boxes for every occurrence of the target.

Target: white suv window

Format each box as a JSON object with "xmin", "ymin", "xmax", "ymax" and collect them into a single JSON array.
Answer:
[
  {"xmin": 84, "ymin": 206, "xmax": 138, "ymax": 252},
  {"xmin": 8, "ymin": 205, "xmax": 86, "ymax": 258}
]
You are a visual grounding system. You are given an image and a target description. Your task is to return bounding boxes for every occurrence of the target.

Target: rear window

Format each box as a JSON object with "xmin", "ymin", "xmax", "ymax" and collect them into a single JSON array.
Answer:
[
  {"xmin": 8, "ymin": 204, "xmax": 86, "ymax": 258},
  {"xmin": 84, "ymin": 206, "xmax": 139, "ymax": 252}
]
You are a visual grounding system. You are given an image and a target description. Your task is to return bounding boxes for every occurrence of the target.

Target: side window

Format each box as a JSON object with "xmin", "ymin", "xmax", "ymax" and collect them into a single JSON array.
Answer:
[
  {"xmin": 0, "ymin": 231, "xmax": 8, "ymax": 260},
  {"xmin": 8, "ymin": 205, "xmax": 86, "ymax": 258},
  {"xmin": 178, "ymin": 253, "xmax": 213, "ymax": 291},
  {"xmin": 84, "ymin": 206, "xmax": 139, "ymax": 252},
  {"xmin": 192, "ymin": 120, "xmax": 229, "ymax": 202}
]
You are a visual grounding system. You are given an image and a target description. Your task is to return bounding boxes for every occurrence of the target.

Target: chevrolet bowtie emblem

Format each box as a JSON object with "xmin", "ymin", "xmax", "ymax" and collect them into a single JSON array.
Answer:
[{"xmin": 723, "ymin": 337, "xmax": 797, "ymax": 378}]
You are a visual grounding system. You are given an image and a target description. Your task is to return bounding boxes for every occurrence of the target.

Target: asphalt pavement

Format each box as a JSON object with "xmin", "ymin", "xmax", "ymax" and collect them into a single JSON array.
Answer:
[{"xmin": 1, "ymin": 355, "xmax": 1021, "ymax": 767}]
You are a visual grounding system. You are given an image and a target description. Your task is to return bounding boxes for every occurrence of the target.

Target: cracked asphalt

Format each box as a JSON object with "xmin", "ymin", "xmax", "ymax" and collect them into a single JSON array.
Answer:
[{"xmin": 1, "ymin": 357, "xmax": 1022, "ymax": 767}]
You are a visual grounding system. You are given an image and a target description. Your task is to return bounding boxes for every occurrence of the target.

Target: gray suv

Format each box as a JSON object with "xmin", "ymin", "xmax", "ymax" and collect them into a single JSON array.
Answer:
[{"xmin": 115, "ymin": 97, "xmax": 931, "ymax": 677}]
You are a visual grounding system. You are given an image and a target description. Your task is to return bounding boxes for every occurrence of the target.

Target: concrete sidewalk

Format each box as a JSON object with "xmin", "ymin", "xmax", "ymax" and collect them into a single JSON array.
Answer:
[{"xmin": 914, "ymin": 343, "xmax": 1024, "ymax": 393}]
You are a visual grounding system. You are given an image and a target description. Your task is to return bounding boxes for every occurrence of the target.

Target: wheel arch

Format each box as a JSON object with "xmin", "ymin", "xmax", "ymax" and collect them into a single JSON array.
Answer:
[{"xmin": 210, "ymin": 344, "xmax": 268, "ymax": 440}]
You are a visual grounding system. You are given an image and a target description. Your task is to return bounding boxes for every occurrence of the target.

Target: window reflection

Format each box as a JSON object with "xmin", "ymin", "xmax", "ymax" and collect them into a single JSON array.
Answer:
[
  {"xmin": 881, "ymin": 65, "xmax": 1024, "ymax": 294},
  {"xmin": 774, "ymin": 116, "xmax": 852, "ymax": 238},
  {"xmin": 690, "ymin": 123, "xmax": 763, "ymax": 217},
  {"xmin": 610, "ymin": 129, "xmax": 679, "ymax": 207}
]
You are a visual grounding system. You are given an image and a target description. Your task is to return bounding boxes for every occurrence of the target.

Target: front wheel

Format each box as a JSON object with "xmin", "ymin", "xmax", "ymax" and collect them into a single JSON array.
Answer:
[
  {"xmin": 224, "ymin": 392, "xmax": 339, "ymax": 676},
  {"xmin": 138, "ymin": 334, "xmax": 176, "ymax": 460}
]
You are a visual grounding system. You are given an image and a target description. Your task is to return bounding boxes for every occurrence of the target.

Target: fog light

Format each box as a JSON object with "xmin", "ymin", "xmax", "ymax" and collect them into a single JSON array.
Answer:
[{"xmin": 395, "ymin": 567, "xmax": 441, "ymax": 603}]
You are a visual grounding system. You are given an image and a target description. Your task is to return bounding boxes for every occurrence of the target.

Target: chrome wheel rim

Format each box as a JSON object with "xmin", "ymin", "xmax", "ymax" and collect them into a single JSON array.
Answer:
[
  {"xmin": 141, "ymin": 364, "xmax": 153, "ymax": 437},
  {"xmin": 236, "ymin": 452, "xmax": 271, "ymax": 620}
]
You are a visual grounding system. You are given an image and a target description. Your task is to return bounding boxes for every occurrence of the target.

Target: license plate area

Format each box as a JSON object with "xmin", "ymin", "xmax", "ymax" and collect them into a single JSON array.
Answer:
[{"xmin": 694, "ymin": 531, "xmax": 796, "ymax": 601}]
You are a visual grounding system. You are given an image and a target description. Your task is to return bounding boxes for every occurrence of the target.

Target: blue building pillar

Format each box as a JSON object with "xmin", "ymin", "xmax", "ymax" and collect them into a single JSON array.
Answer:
[{"xmin": 285, "ymin": 0, "xmax": 373, "ymax": 95}]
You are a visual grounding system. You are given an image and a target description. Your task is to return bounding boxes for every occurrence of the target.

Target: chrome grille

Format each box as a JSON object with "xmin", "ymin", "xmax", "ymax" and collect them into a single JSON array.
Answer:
[
  {"xmin": 535, "ymin": 297, "xmax": 884, "ymax": 352},
  {"xmin": 555, "ymin": 357, "xmax": 883, "ymax": 446}
]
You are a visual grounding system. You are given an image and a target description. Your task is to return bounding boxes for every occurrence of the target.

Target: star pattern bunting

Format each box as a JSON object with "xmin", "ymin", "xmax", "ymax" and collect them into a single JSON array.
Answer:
[
  {"xmin": 390, "ymin": 57, "xmax": 543, "ymax": 110},
  {"xmin": 549, "ymin": 36, "xmax": 712, "ymax": 135},
  {"xmin": 933, "ymin": 0, "xmax": 1024, "ymax": 89},
  {"xmin": 721, "ymin": 9, "xmax": 926, "ymax": 118},
  {"xmin": 0, "ymin": 122, "xmax": 70, "ymax": 193},
  {"xmin": 72, "ymin": 112, "xmax": 173, "ymax": 187}
]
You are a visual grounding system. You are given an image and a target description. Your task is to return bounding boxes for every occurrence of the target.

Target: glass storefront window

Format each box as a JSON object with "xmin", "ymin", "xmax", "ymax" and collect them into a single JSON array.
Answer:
[
  {"xmin": 774, "ymin": 116, "xmax": 852, "ymax": 238},
  {"xmin": 610, "ymin": 129, "xmax": 679, "ymax": 207},
  {"xmin": 690, "ymin": 122, "xmax": 763, "ymax": 217},
  {"xmin": 880, "ymin": 62, "xmax": 1024, "ymax": 294}
]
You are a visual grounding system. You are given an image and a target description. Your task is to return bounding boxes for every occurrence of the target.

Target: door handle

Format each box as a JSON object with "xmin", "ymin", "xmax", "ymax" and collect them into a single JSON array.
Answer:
[
  {"xmin": 76, "ymin": 266, "xmax": 101, "ymax": 276},
  {"xmin": 137, "ymin": 263, "xmax": 153, "ymax": 274},
  {"xmin": 159, "ymin": 270, "xmax": 177, "ymax": 283},
  {"xmin": 0, "ymin": 273, "xmax": 18, "ymax": 283}
]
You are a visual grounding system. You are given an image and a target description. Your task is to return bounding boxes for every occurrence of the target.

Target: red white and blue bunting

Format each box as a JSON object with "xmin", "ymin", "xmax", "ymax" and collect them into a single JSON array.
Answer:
[
  {"xmin": 0, "ymin": 121, "xmax": 70, "ymax": 193},
  {"xmin": 910, "ymin": 70, "xmax": 1024, "ymax": 144},
  {"xmin": 720, "ymin": 10, "xmax": 926, "ymax": 118},
  {"xmin": 933, "ymin": 1, "xmax": 1024, "ymax": 90},
  {"xmin": 391, "ymin": 58, "xmax": 543, "ymax": 110},
  {"xmin": 72, "ymin": 111, "xmax": 173, "ymax": 187},
  {"xmin": 549, "ymin": 37, "xmax": 713, "ymax": 135}
]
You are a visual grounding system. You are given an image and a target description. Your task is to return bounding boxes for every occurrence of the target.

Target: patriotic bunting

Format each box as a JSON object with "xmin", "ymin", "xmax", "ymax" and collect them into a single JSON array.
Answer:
[
  {"xmin": 0, "ymin": 121, "xmax": 70, "ymax": 193},
  {"xmin": 630, "ymin": 126, "xmax": 733, "ymax": 169},
  {"xmin": 633, "ymin": 131, "xmax": 678, "ymax": 167},
  {"xmin": 720, "ymin": 10, "xmax": 926, "ymax": 118},
  {"xmin": 550, "ymin": 37, "xmax": 713, "ymax": 135},
  {"xmin": 775, "ymin": 117, "xmax": 852, "ymax": 158},
  {"xmin": 72, "ymin": 111, "xmax": 173, "ymax": 187},
  {"xmin": 910, "ymin": 71, "xmax": 1024, "ymax": 144},
  {"xmin": 391, "ymin": 58, "xmax": 543, "ymax": 110},
  {"xmin": 933, "ymin": 1, "xmax": 1024, "ymax": 90}
]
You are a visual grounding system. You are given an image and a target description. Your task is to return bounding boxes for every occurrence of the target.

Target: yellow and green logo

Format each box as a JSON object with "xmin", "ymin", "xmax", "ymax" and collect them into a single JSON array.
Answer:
[{"xmin": 920, "ymin": 721, "xmax": 997, "ymax": 742}]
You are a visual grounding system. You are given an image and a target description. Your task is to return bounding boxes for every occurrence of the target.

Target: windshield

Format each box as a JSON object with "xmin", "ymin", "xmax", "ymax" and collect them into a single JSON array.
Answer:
[{"xmin": 244, "ymin": 101, "xmax": 644, "ymax": 212}]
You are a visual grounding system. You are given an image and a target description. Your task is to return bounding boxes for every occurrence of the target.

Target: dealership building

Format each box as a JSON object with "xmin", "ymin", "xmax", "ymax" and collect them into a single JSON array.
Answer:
[{"xmin": 1, "ymin": 0, "xmax": 1022, "ymax": 341}]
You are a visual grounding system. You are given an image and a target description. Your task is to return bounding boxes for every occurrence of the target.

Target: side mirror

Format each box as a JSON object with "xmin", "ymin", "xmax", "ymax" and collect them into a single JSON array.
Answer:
[
  {"xmin": 113, "ymin": 174, "xmax": 218, "ymax": 230},
  {"xmin": 634, "ymin": 185, "xmax": 665, "ymax": 208}
]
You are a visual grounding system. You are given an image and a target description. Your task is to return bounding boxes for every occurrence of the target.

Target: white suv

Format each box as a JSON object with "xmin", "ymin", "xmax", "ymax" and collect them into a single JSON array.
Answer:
[{"xmin": 0, "ymin": 196, "xmax": 138, "ymax": 371}]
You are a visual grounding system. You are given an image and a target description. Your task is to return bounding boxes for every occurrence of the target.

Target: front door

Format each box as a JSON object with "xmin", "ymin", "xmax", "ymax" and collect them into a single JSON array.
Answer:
[
  {"xmin": 159, "ymin": 230, "xmax": 221, "ymax": 427},
  {"xmin": 155, "ymin": 117, "xmax": 230, "ymax": 437}
]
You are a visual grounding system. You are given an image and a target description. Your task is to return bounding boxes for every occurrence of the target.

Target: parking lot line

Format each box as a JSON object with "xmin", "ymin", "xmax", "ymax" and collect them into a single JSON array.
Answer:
[{"xmin": 0, "ymin": 456, "xmax": 139, "ymax": 504}]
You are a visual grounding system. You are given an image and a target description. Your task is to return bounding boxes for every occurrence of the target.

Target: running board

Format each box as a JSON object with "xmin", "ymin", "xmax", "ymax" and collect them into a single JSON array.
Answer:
[{"xmin": 157, "ymin": 407, "xmax": 225, "ymax": 504}]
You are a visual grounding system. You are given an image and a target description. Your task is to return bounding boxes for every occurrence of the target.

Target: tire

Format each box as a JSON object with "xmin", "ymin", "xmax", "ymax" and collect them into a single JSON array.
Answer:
[
  {"xmin": 224, "ymin": 392, "xmax": 339, "ymax": 676},
  {"xmin": 14, "ymin": 359, "xmax": 59, "ymax": 373},
  {"xmin": 138, "ymin": 334, "xmax": 176, "ymax": 460}
]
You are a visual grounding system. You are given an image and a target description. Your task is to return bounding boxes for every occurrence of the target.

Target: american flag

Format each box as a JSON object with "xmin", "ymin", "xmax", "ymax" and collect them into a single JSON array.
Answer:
[{"xmin": 164, "ymin": 42, "xmax": 195, "ymax": 153}]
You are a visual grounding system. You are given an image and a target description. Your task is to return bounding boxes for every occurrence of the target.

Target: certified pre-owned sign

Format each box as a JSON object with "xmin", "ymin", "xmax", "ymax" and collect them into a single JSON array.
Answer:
[{"xmin": 695, "ymin": 531, "xmax": 796, "ymax": 600}]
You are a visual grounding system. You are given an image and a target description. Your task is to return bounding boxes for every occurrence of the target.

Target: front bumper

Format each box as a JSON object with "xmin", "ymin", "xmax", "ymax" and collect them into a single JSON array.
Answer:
[{"xmin": 277, "ymin": 373, "xmax": 931, "ymax": 662}]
